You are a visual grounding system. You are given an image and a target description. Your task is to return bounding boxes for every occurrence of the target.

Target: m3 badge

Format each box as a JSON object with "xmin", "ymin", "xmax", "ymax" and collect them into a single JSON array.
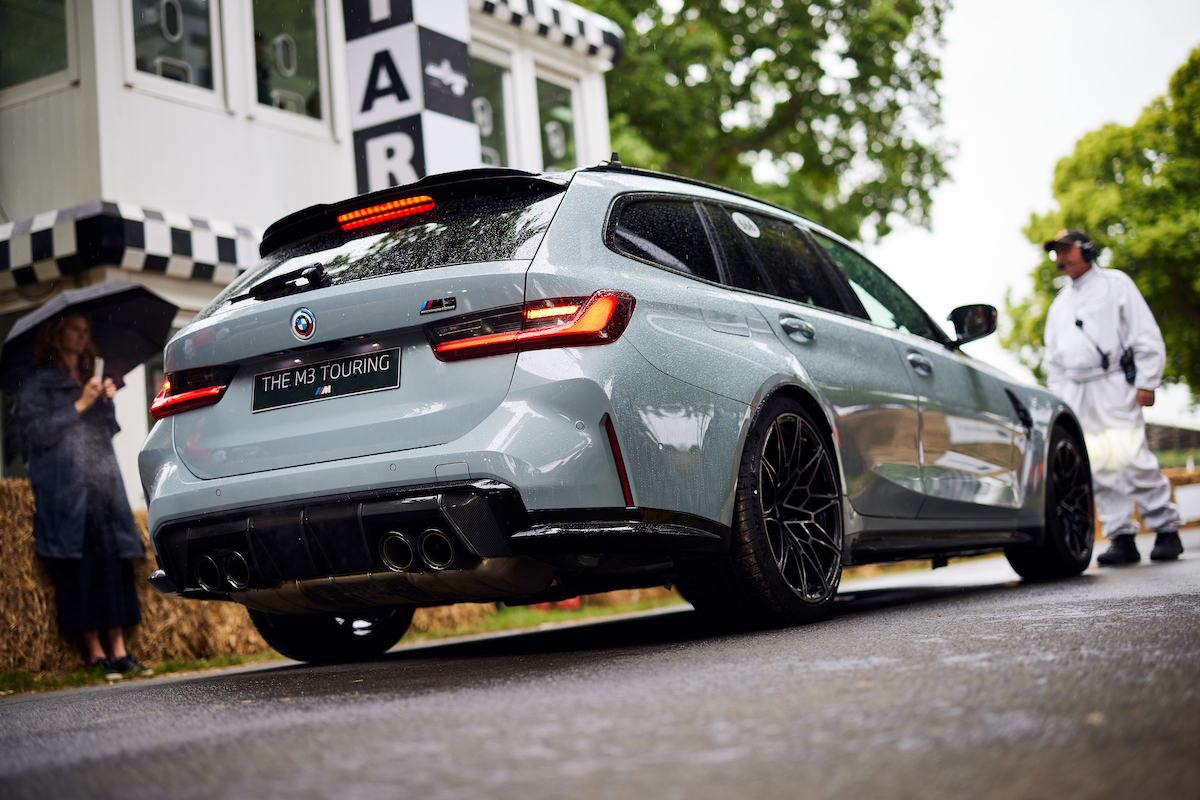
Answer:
[{"xmin": 420, "ymin": 297, "xmax": 457, "ymax": 315}]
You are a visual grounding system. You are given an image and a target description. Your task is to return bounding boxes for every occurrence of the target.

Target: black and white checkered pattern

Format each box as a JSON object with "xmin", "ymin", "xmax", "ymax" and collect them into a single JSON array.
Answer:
[
  {"xmin": 0, "ymin": 201, "xmax": 261, "ymax": 289},
  {"xmin": 469, "ymin": 0, "xmax": 624, "ymax": 63}
]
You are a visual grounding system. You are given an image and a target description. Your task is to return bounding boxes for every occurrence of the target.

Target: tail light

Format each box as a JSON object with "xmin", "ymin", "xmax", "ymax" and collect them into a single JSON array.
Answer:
[
  {"xmin": 150, "ymin": 365, "xmax": 238, "ymax": 420},
  {"xmin": 426, "ymin": 290, "xmax": 636, "ymax": 362}
]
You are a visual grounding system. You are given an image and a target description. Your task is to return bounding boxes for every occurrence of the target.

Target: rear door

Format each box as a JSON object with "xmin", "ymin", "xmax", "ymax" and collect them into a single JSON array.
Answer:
[{"xmin": 706, "ymin": 204, "xmax": 926, "ymax": 518}]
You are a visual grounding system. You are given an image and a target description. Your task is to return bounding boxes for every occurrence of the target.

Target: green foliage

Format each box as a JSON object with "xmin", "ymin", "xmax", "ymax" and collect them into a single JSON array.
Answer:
[
  {"xmin": 575, "ymin": 0, "xmax": 952, "ymax": 238},
  {"xmin": 1005, "ymin": 47, "xmax": 1200, "ymax": 400}
]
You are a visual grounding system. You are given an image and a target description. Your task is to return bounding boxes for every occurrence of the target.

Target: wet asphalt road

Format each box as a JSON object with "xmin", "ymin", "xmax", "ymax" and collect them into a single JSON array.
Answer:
[{"xmin": 2, "ymin": 529, "xmax": 1198, "ymax": 800}]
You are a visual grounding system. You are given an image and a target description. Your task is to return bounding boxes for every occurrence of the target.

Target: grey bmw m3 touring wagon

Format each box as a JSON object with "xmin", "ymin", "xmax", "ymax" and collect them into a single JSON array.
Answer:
[{"xmin": 139, "ymin": 163, "xmax": 1094, "ymax": 662}]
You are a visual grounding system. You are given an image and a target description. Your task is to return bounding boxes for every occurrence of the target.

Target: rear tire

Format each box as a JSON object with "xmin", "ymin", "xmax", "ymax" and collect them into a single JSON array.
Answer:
[
  {"xmin": 677, "ymin": 397, "xmax": 843, "ymax": 627},
  {"xmin": 1005, "ymin": 425, "xmax": 1094, "ymax": 580},
  {"xmin": 248, "ymin": 606, "xmax": 415, "ymax": 663}
]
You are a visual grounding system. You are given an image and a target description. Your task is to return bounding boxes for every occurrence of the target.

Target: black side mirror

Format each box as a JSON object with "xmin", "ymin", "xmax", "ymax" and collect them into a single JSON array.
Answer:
[{"xmin": 947, "ymin": 304, "xmax": 997, "ymax": 349}]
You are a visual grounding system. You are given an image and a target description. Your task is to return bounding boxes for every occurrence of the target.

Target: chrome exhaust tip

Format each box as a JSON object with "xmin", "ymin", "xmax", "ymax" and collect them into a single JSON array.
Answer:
[
  {"xmin": 225, "ymin": 551, "xmax": 251, "ymax": 590},
  {"xmin": 380, "ymin": 532, "xmax": 416, "ymax": 572},
  {"xmin": 419, "ymin": 528, "xmax": 455, "ymax": 570},
  {"xmin": 195, "ymin": 555, "xmax": 222, "ymax": 592}
]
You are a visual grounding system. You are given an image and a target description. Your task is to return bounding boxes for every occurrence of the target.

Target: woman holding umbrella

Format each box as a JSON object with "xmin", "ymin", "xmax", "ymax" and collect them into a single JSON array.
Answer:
[{"xmin": 11, "ymin": 312, "xmax": 152, "ymax": 680}]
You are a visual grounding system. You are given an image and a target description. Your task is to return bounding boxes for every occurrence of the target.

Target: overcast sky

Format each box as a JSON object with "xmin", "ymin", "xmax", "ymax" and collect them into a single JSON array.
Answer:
[{"xmin": 860, "ymin": 0, "xmax": 1200, "ymax": 427}]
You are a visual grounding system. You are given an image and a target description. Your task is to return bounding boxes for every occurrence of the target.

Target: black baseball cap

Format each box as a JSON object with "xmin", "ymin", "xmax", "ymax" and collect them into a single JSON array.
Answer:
[{"xmin": 1043, "ymin": 229, "xmax": 1091, "ymax": 252}]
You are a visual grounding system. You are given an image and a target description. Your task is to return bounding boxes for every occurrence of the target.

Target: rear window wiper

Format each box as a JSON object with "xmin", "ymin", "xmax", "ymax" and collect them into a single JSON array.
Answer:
[{"xmin": 229, "ymin": 262, "xmax": 331, "ymax": 304}]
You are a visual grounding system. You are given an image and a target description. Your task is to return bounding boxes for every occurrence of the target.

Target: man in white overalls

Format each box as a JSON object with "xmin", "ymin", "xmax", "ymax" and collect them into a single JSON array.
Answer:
[{"xmin": 1043, "ymin": 230, "xmax": 1183, "ymax": 564}]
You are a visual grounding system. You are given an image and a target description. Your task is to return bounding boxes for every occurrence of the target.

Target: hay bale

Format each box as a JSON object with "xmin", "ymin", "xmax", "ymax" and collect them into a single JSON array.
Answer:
[{"xmin": 0, "ymin": 478, "xmax": 271, "ymax": 674}]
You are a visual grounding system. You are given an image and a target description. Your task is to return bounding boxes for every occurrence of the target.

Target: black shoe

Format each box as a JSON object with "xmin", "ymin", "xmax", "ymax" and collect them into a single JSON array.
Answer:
[
  {"xmin": 1150, "ymin": 531, "xmax": 1183, "ymax": 561},
  {"xmin": 1097, "ymin": 534, "xmax": 1140, "ymax": 565},
  {"xmin": 89, "ymin": 658, "xmax": 124, "ymax": 681},
  {"xmin": 113, "ymin": 655, "xmax": 154, "ymax": 677}
]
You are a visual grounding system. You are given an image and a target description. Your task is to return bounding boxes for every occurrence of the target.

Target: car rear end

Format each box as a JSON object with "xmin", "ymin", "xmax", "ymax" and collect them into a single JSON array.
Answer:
[{"xmin": 139, "ymin": 168, "xmax": 730, "ymax": 615}]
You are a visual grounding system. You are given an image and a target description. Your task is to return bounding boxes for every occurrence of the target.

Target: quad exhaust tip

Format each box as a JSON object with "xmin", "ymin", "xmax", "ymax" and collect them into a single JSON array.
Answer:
[
  {"xmin": 380, "ymin": 532, "xmax": 416, "ymax": 572},
  {"xmin": 195, "ymin": 555, "xmax": 222, "ymax": 593},
  {"xmin": 225, "ymin": 552, "xmax": 251, "ymax": 590},
  {"xmin": 419, "ymin": 528, "xmax": 455, "ymax": 570},
  {"xmin": 196, "ymin": 552, "xmax": 253, "ymax": 591}
]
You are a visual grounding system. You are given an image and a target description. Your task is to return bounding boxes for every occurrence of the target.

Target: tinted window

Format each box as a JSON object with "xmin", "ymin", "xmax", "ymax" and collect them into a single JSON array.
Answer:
[
  {"xmin": 722, "ymin": 209, "xmax": 843, "ymax": 309},
  {"xmin": 612, "ymin": 200, "xmax": 720, "ymax": 283},
  {"xmin": 813, "ymin": 234, "xmax": 942, "ymax": 341},
  {"xmin": 701, "ymin": 205, "xmax": 769, "ymax": 293}
]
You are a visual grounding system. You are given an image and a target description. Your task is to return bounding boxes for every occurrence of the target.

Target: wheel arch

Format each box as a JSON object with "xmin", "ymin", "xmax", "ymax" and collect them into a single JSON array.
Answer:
[{"xmin": 743, "ymin": 378, "xmax": 846, "ymax": 495}]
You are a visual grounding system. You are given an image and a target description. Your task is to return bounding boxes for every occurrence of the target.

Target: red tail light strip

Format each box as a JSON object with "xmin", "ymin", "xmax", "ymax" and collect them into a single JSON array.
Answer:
[
  {"xmin": 603, "ymin": 414, "xmax": 635, "ymax": 508},
  {"xmin": 337, "ymin": 196, "xmax": 435, "ymax": 231},
  {"xmin": 150, "ymin": 384, "xmax": 228, "ymax": 421},
  {"xmin": 432, "ymin": 290, "xmax": 635, "ymax": 361}
]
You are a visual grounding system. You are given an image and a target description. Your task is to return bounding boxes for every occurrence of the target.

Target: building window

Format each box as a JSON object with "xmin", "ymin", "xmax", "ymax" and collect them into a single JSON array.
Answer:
[
  {"xmin": 252, "ymin": 0, "xmax": 323, "ymax": 119},
  {"xmin": 471, "ymin": 57, "xmax": 508, "ymax": 167},
  {"xmin": 131, "ymin": 0, "xmax": 215, "ymax": 89},
  {"xmin": 537, "ymin": 77, "xmax": 576, "ymax": 172},
  {"xmin": 0, "ymin": 0, "xmax": 69, "ymax": 91}
]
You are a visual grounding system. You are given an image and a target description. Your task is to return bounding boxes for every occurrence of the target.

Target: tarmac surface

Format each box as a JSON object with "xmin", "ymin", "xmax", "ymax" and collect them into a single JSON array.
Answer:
[{"xmin": 1, "ymin": 529, "xmax": 1198, "ymax": 799}]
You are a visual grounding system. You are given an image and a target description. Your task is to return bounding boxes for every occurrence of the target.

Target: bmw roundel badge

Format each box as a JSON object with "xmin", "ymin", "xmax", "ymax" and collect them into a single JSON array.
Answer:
[{"xmin": 291, "ymin": 308, "xmax": 316, "ymax": 340}]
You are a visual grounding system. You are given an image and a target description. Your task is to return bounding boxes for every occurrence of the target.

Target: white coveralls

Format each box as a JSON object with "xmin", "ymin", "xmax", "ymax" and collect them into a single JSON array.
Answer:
[{"xmin": 1044, "ymin": 266, "xmax": 1182, "ymax": 538}]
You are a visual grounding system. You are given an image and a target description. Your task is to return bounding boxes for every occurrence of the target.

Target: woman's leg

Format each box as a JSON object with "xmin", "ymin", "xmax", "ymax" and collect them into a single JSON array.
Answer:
[
  {"xmin": 107, "ymin": 626, "xmax": 128, "ymax": 660},
  {"xmin": 82, "ymin": 630, "xmax": 106, "ymax": 664}
]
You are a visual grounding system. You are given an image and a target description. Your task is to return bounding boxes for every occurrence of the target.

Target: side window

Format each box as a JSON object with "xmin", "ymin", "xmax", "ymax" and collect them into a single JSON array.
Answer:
[
  {"xmin": 725, "ymin": 209, "xmax": 844, "ymax": 310},
  {"xmin": 700, "ymin": 205, "xmax": 769, "ymax": 294},
  {"xmin": 0, "ymin": 0, "xmax": 68, "ymax": 91},
  {"xmin": 813, "ymin": 233, "xmax": 941, "ymax": 341},
  {"xmin": 131, "ymin": 0, "xmax": 216, "ymax": 89},
  {"xmin": 611, "ymin": 200, "xmax": 720, "ymax": 283}
]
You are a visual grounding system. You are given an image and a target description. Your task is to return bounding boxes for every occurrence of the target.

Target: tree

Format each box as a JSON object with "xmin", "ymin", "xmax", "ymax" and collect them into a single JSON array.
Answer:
[
  {"xmin": 1004, "ymin": 46, "xmax": 1200, "ymax": 400},
  {"xmin": 575, "ymin": 0, "xmax": 952, "ymax": 238}
]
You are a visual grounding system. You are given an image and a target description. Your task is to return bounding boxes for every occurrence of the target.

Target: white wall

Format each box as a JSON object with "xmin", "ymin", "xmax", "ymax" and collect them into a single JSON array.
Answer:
[{"xmin": 91, "ymin": 1, "xmax": 357, "ymax": 230}]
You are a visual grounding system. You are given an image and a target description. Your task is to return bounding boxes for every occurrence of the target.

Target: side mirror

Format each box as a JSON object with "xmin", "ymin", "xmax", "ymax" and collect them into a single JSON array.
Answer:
[{"xmin": 947, "ymin": 304, "xmax": 997, "ymax": 349}]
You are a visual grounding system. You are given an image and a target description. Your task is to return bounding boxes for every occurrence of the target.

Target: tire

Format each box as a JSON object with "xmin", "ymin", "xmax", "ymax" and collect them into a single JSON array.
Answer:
[
  {"xmin": 677, "ymin": 396, "xmax": 843, "ymax": 627},
  {"xmin": 248, "ymin": 606, "xmax": 415, "ymax": 663},
  {"xmin": 1005, "ymin": 424, "xmax": 1095, "ymax": 580}
]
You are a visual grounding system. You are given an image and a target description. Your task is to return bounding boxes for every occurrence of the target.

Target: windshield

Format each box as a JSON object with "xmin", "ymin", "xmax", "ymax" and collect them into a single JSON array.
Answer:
[{"xmin": 197, "ymin": 188, "xmax": 566, "ymax": 321}]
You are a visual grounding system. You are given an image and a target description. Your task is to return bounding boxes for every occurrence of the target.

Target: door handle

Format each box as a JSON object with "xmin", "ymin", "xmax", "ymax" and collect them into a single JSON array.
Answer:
[
  {"xmin": 780, "ymin": 316, "xmax": 816, "ymax": 342},
  {"xmin": 906, "ymin": 351, "xmax": 933, "ymax": 376}
]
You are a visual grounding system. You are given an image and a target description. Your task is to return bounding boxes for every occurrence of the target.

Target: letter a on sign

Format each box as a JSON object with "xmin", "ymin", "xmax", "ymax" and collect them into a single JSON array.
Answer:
[{"xmin": 361, "ymin": 50, "xmax": 409, "ymax": 112}]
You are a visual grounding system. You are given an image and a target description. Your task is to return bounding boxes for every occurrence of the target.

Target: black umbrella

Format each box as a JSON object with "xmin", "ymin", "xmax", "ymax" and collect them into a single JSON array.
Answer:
[{"xmin": 0, "ymin": 281, "xmax": 179, "ymax": 393}]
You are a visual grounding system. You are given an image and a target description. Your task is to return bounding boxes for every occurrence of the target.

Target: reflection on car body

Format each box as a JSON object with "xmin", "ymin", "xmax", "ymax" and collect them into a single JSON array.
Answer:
[{"xmin": 139, "ymin": 164, "xmax": 1095, "ymax": 663}]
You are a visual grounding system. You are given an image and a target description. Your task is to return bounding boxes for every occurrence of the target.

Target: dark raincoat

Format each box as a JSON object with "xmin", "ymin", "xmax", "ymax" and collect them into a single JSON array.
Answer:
[{"xmin": 12, "ymin": 365, "xmax": 143, "ymax": 560}]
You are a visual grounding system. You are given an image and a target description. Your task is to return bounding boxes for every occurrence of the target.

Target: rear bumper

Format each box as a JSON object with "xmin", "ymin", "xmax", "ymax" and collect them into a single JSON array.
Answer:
[{"xmin": 149, "ymin": 478, "xmax": 727, "ymax": 610}]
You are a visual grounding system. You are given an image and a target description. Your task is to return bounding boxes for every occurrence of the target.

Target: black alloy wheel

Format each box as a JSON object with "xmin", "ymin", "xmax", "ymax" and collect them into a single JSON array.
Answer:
[
  {"xmin": 1005, "ymin": 425, "xmax": 1095, "ymax": 580},
  {"xmin": 676, "ymin": 396, "xmax": 843, "ymax": 626}
]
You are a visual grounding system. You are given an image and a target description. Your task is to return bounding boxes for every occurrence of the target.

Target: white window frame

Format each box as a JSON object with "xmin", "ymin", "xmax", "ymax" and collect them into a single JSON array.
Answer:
[
  {"xmin": 0, "ymin": 0, "xmax": 80, "ymax": 109},
  {"xmin": 467, "ymin": 38, "xmax": 516, "ymax": 168},
  {"xmin": 119, "ymin": 0, "xmax": 228, "ymax": 113},
  {"xmin": 239, "ymin": 0, "xmax": 333, "ymax": 139}
]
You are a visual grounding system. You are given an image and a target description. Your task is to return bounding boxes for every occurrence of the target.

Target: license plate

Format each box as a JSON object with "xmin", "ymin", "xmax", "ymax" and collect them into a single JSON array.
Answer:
[{"xmin": 252, "ymin": 348, "xmax": 400, "ymax": 412}]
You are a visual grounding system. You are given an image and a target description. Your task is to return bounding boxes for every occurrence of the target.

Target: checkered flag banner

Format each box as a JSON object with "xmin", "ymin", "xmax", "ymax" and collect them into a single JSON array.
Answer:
[
  {"xmin": 469, "ymin": 0, "xmax": 624, "ymax": 63},
  {"xmin": 0, "ymin": 201, "xmax": 262, "ymax": 289}
]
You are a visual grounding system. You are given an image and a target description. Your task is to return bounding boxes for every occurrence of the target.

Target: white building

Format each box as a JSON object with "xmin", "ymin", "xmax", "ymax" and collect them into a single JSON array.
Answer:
[{"xmin": 0, "ymin": 0, "xmax": 622, "ymax": 507}]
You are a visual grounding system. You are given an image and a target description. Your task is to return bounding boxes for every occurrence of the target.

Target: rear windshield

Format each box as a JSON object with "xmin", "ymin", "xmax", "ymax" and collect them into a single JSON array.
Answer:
[{"xmin": 197, "ymin": 188, "xmax": 565, "ymax": 321}]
